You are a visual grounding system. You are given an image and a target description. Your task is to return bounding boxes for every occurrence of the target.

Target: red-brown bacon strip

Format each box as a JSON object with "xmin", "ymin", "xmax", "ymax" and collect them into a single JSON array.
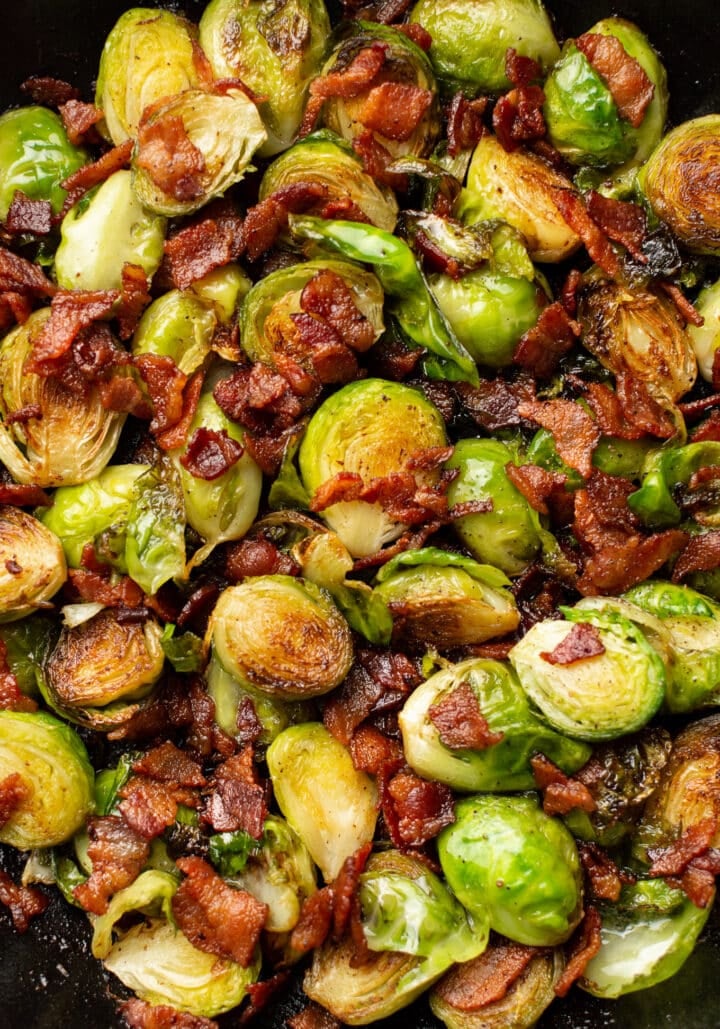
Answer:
[
  {"xmin": 0, "ymin": 244, "xmax": 56, "ymax": 298},
  {"xmin": 301, "ymin": 268, "xmax": 376, "ymax": 352},
  {"xmin": 324, "ymin": 648, "xmax": 421, "ymax": 745},
  {"xmin": 428, "ymin": 681, "xmax": 504, "ymax": 750},
  {"xmin": 4, "ymin": 192, "xmax": 52, "ymax": 236},
  {"xmin": 160, "ymin": 200, "xmax": 245, "ymax": 290},
  {"xmin": 28, "ymin": 289, "xmax": 118, "ymax": 367},
  {"xmin": 554, "ymin": 906, "xmax": 602, "ymax": 997},
  {"xmin": 585, "ymin": 191, "xmax": 647, "ymax": 263},
  {"xmin": 73, "ymin": 815, "xmax": 151, "ymax": 915},
  {"xmin": 0, "ymin": 870, "xmax": 48, "ymax": 932},
  {"xmin": 672, "ymin": 530, "xmax": 720, "ymax": 581},
  {"xmin": 0, "ymin": 773, "xmax": 29, "ymax": 829},
  {"xmin": 512, "ymin": 301, "xmax": 580, "ymax": 379},
  {"xmin": 243, "ymin": 182, "xmax": 329, "ymax": 262},
  {"xmin": 384, "ymin": 768, "xmax": 455, "ymax": 847},
  {"xmin": 540, "ymin": 622, "xmax": 606, "ymax": 665},
  {"xmin": 531, "ymin": 753, "xmax": 597, "ymax": 817},
  {"xmin": 505, "ymin": 463, "xmax": 568, "ymax": 517},
  {"xmin": 116, "ymin": 263, "xmax": 151, "ymax": 341},
  {"xmin": 647, "ymin": 818, "xmax": 717, "ymax": 878},
  {"xmin": 180, "ymin": 427, "xmax": 244, "ymax": 480},
  {"xmin": 550, "ymin": 187, "xmax": 620, "ymax": 279},
  {"xmin": 518, "ymin": 399, "xmax": 600, "ymax": 478},
  {"xmin": 310, "ymin": 44, "xmax": 387, "ymax": 100},
  {"xmin": 119, "ymin": 777, "xmax": 199, "ymax": 840},
  {"xmin": 575, "ymin": 33, "xmax": 654, "ymax": 128},
  {"xmin": 136, "ymin": 115, "xmax": 206, "ymax": 204},
  {"xmin": 579, "ymin": 842, "xmax": 628, "ymax": 903},
  {"xmin": 132, "ymin": 741, "xmax": 206, "ymax": 788},
  {"xmin": 446, "ymin": 94, "xmax": 488, "ymax": 157},
  {"xmin": 431, "ymin": 940, "xmax": 537, "ymax": 1011},
  {"xmin": 134, "ymin": 353, "xmax": 188, "ymax": 437},
  {"xmin": 59, "ymin": 99, "xmax": 104, "ymax": 145},
  {"xmin": 61, "ymin": 139, "xmax": 133, "ymax": 201},
  {"xmin": 120, "ymin": 999, "xmax": 218, "ymax": 1029},
  {"xmin": 202, "ymin": 749, "xmax": 267, "ymax": 839},
  {"xmin": 352, "ymin": 130, "xmax": 409, "ymax": 191},
  {"xmin": 358, "ymin": 82, "xmax": 433, "ymax": 142}
]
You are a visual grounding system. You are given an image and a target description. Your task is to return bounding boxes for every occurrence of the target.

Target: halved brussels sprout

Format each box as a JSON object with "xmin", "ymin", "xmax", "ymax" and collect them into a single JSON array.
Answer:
[
  {"xmin": 91, "ymin": 869, "xmax": 178, "ymax": 960},
  {"xmin": 0, "ymin": 710, "xmax": 94, "ymax": 849},
  {"xmin": 55, "ymin": 170, "xmax": 166, "ymax": 291},
  {"xmin": 0, "ymin": 507, "xmax": 66, "ymax": 621},
  {"xmin": 509, "ymin": 606, "xmax": 667, "ymax": 741},
  {"xmin": 298, "ymin": 378, "xmax": 448, "ymax": 558},
  {"xmin": 103, "ymin": 918, "xmax": 260, "ymax": 1017},
  {"xmin": 580, "ymin": 879, "xmax": 713, "ymax": 998},
  {"xmin": 438, "ymin": 794, "xmax": 583, "ymax": 947},
  {"xmin": 688, "ymin": 278, "xmax": 720, "ymax": 382},
  {"xmin": 43, "ymin": 609, "xmax": 165, "ymax": 731},
  {"xmin": 0, "ymin": 615, "xmax": 56, "ymax": 700},
  {"xmin": 0, "ymin": 106, "xmax": 87, "ymax": 219},
  {"xmin": 206, "ymin": 653, "xmax": 298, "ymax": 746},
  {"xmin": 132, "ymin": 291, "xmax": 217, "ymax": 377},
  {"xmin": 95, "ymin": 8, "xmax": 203, "ymax": 145},
  {"xmin": 639, "ymin": 115, "xmax": 720, "ymax": 254},
  {"xmin": 200, "ymin": 0, "xmax": 331, "ymax": 156},
  {"xmin": 445, "ymin": 438, "xmax": 542, "ymax": 576},
  {"xmin": 399, "ymin": 657, "xmax": 591, "ymax": 792},
  {"xmin": 0, "ymin": 309, "xmax": 126, "ymax": 487},
  {"xmin": 408, "ymin": 0, "xmax": 559, "ymax": 94},
  {"xmin": 627, "ymin": 442, "xmax": 720, "ymax": 529},
  {"xmin": 260, "ymin": 131, "xmax": 398, "ymax": 233},
  {"xmin": 208, "ymin": 576, "xmax": 353, "ymax": 700},
  {"xmin": 132, "ymin": 88, "xmax": 267, "ymax": 217},
  {"xmin": 374, "ymin": 549, "xmax": 519, "ymax": 647},
  {"xmin": 267, "ymin": 722, "xmax": 378, "ymax": 881}
]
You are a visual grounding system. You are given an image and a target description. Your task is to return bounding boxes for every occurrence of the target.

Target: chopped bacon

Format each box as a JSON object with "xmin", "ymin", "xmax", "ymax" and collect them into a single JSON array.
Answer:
[
  {"xmin": 173, "ymin": 856, "xmax": 267, "ymax": 966},
  {"xmin": 136, "ymin": 114, "xmax": 206, "ymax": 204},
  {"xmin": 615, "ymin": 372, "xmax": 676, "ymax": 439},
  {"xmin": 385, "ymin": 769, "xmax": 455, "ymax": 847},
  {"xmin": 456, "ymin": 374, "xmax": 536, "ymax": 431},
  {"xmin": 540, "ymin": 622, "xmax": 606, "ymax": 665},
  {"xmin": 287, "ymin": 1003, "xmax": 342, "ymax": 1029},
  {"xmin": 4, "ymin": 191, "xmax": 52, "ymax": 236},
  {"xmin": 554, "ymin": 906, "xmax": 602, "ymax": 997},
  {"xmin": 396, "ymin": 22, "xmax": 432, "ymax": 49},
  {"xmin": 301, "ymin": 268, "xmax": 376, "ymax": 352},
  {"xmin": 226, "ymin": 536, "xmax": 299, "ymax": 581},
  {"xmin": 366, "ymin": 331, "xmax": 423, "ymax": 380},
  {"xmin": 290, "ymin": 888, "xmax": 334, "ymax": 956},
  {"xmin": 581, "ymin": 380, "xmax": 645, "ymax": 441},
  {"xmin": 186, "ymin": 678, "xmax": 236, "ymax": 760},
  {"xmin": 180, "ymin": 427, "xmax": 244, "ymax": 480},
  {"xmin": 240, "ymin": 973, "xmax": 292, "ymax": 1026},
  {"xmin": 512, "ymin": 301, "xmax": 580, "ymax": 378},
  {"xmin": 576, "ymin": 33, "xmax": 654, "ymax": 128},
  {"xmin": 0, "ymin": 483, "xmax": 50, "ymax": 508},
  {"xmin": 531, "ymin": 753, "xmax": 596, "ymax": 817},
  {"xmin": 648, "ymin": 817, "xmax": 717, "ymax": 877},
  {"xmin": 561, "ymin": 268, "xmax": 583, "ymax": 317},
  {"xmin": 349, "ymin": 723, "xmax": 404, "ymax": 776},
  {"xmin": 505, "ymin": 463, "xmax": 568, "ymax": 517},
  {"xmin": 432, "ymin": 940, "xmax": 536, "ymax": 1011},
  {"xmin": 466, "ymin": 640, "xmax": 515, "ymax": 660},
  {"xmin": 214, "ymin": 362, "xmax": 304, "ymax": 433},
  {"xmin": 310, "ymin": 460, "xmax": 451, "ymax": 527},
  {"xmin": 119, "ymin": 777, "xmax": 197, "ymax": 840},
  {"xmin": 493, "ymin": 79, "xmax": 546, "ymax": 152},
  {"xmin": 550, "ymin": 187, "xmax": 620, "ymax": 279},
  {"xmin": 672, "ymin": 531, "xmax": 720, "ymax": 581},
  {"xmin": 120, "ymin": 999, "xmax": 218, "ymax": 1029},
  {"xmin": 0, "ymin": 244, "xmax": 56, "ymax": 298},
  {"xmin": 116, "ymin": 263, "xmax": 151, "ymax": 341},
  {"xmin": 687, "ymin": 406, "xmax": 720, "ymax": 440},
  {"xmin": 506, "ymin": 48, "xmax": 542, "ymax": 88},
  {"xmin": 132, "ymin": 741, "xmax": 206, "ymax": 788},
  {"xmin": 21, "ymin": 76, "xmax": 80, "ymax": 106},
  {"xmin": 352, "ymin": 517, "xmax": 445, "ymax": 572},
  {"xmin": 66, "ymin": 567, "xmax": 144, "ymax": 608},
  {"xmin": 203, "ymin": 748, "xmax": 267, "ymax": 838},
  {"xmin": 243, "ymin": 182, "xmax": 329, "ymax": 262},
  {"xmin": 289, "ymin": 313, "xmax": 359, "ymax": 384},
  {"xmin": 0, "ymin": 772, "xmax": 29, "ymax": 829},
  {"xmin": 674, "ymin": 862, "xmax": 718, "ymax": 909},
  {"xmin": 323, "ymin": 648, "xmax": 421, "ymax": 746},
  {"xmin": 298, "ymin": 94, "xmax": 325, "ymax": 138},
  {"xmin": 28, "ymin": 288, "xmax": 118, "ymax": 368},
  {"xmin": 154, "ymin": 369, "xmax": 204, "ymax": 452},
  {"xmin": 414, "ymin": 228, "xmax": 461, "ymax": 279},
  {"xmin": 160, "ymin": 200, "xmax": 245, "ymax": 290},
  {"xmin": 74, "ymin": 815, "xmax": 151, "ymax": 915},
  {"xmin": 585, "ymin": 191, "xmax": 647, "ymax": 263},
  {"xmin": 235, "ymin": 697, "xmax": 263, "ymax": 746},
  {"xmin": 660, "ymin": 281, "xmax": 705, "ymax": 328},
  {"xmin": 331, "ymin": 843, "xmax": 372, "ymax": 941},
  {"xmin": 310, "ymin": 44, "xmax": 387, "ymax": 100},
  {"xmin": 428, "ymin": 681, "xmax": 504, "ymax": 749},
  {"xmin": 0, "ymin": 870, "xmax": 48, "ymax": 932},
  {"xmin": 352, "ymin": 130, "xmax": 409, "ymax": 191},
  {"xmin": 59, "ymin": 99, "xmax": 103, "ymax": 145},
  {"xmin": 579, "ymin": 842, "xmax": 627, "ymax": 903},
  {"xmin": 61, "ymin": 139, "xmax": 133, "ymax": 199},
  {"xmin": 358, "ymin": 83, "xmax": 433, "ymax": 142},
  {"xmin": 518, "ymin": 399, "xmax": 600, "ymax": 478},
  {"xmin": 134, "ymin": 353, "xmax": 187, "ymax": 436}
]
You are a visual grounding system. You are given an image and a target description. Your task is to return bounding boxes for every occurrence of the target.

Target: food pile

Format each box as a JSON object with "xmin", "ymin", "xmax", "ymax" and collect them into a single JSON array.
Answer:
[{"xmin": 1, "ymin": 1, "xmax": 720, "ymax": 1026}]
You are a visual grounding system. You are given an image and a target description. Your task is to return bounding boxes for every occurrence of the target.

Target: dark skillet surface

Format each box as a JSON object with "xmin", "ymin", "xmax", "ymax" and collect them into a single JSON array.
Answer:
[{"xmin": 1, "ymin": 1, "xmax": 720, "ymax": 1026}]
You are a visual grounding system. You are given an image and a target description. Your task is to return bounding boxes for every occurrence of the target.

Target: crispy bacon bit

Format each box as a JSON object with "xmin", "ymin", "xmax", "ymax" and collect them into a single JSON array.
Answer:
[
  {"xmin": 4, "ymin": 191, "xmax": 52, "ymax": 236},
  {"xmin": 518, "ymin": 399, "xmax": 600, "ymax": 478},
  {"xmin": 0, "ymin": 870, "xmax": 48, "ymax": 932},
  {"xmin": 66, "ymin": 567, "xmax": 144, "ymax": 608},
  {"xmin": 540, "ymin": 622, "xmax": 606, "ymax": 665},
  {"xmin": 659, "ymin": 281, "xmax": 705, "ymax": 328},
  {"xmin": 385, "ymin": 769, "xmax": 455, "ymax": 847},
  {"xmin": 226, "ymin": 536, "xmax": 300, "ymax": 581},
  {"xmin": 235, "ymin": 696, "xmax": 263, "ymax": 746},
  {"xmin": 432, "ymin": 940, "xmax": 536, "ymax": 1011},
  {"xmin": 324, "ymin": 648, "xmax": 421, "ymax": 746},
  {"xmin": 414, "ymin": 228, "xmax": 461, "ymax": 279},
  {"xmin": 358, "ymin": 83, "xmax": 433, "ymax": 142},
  {"xmin": 290, "ymin": 888, "xmax": 334, "ymax": 956},
  {"xmin": 561, "ymin": 268, "xmax": 583, "ymax": 317},
  {"xmin": 160, "ymin": 200, "xmax": 245, "ymax": 290},
  {"xmin": 0, "ymin": 483, "xmax": 50, "ymax": 510},
  {"xmin": 331, "ymin": 843, "xmax": 372, "ymax": 941},
  {"xmin": 352, "ymin": 517, "xmax": 444, "ymax": 572},
  {"xmin": 244, "ymin": 182, "xmax": 330, "ymax": 262},
  {"xmin": 585, "ymin": 191, "xmax": 647, "ymax": 263},
  {"xmin": 648, "ymin": 817, "xmax": 717, "ymax": 877},
  {"xmin": 505, "ymin": 463, "xmax": 568, "ymax": 516},
  {"xmin": 132, "ymin": 741, "xmax": 206, "ymax": 787},
  {"xmin": 551, "ymin": 187, "xmax": 620, "ymax": 279},
  {"xmin": 428, "ymin": 681, "xmax": 504, "ymax": 750},
  {"xmin": 173, "ymin": 856, "xmax": 267, "ymax": 967},
  {"xmin": 240, "ymin": 973, "xmax": 292, "ymax": 1026},
  {"xmin": 310, "ymin": 459, "xmax": 451, "ymax": 527},
  {"xmin": 154, "ymin": 368, "xmax": 204, "ymax": 452},
  {"xmin": 289, "ymin": 312, "xmax": 359, "ymax": 384},
  {"xmin": 579, "ymin": 842, "xmax": 626, "ymax": 903},
  {"xmin": 0, "ymin": 772, "xmax": 29, "ymax": 829},
  {"xmin": 215, "ymin": 362, "xmax": 304, "ymax": 431},
  {"xmin": 59, "ymin": 99, "xmax": 103, "ymax": 145},
  {"xmin": 673, "ymin": 861, "xmax": 718, "ymax": 909},
  {"xmin": 134, "ymin": 353, "xmax": 187, "ymax": 436},
  {"xmin": 531, "ymin": 753, "xmax": 596, "ymax": 817},
  {"xmin": 116, "ymin": 263, "xmax": 151, "ymax": 341},
  {"xmin": 301, "ymin": 268, "xmax": 375, "ymax": 352},
  {"xmin": 203, "ymin": 777, "xmax": 267, "ymax": 838},
  {"xmin": 74, "ymin": 815, "xmax": 151, "ymax": 915},
  {"xmin": 0, "ymin": 244, "xmax": 56, "ymax": 298},
  {"xmin": 506, "ymin": 48, "xmax": 542, "ymax": 88},
  {"xmin": 120, "ymin": 998, "xmax": 218, "ymax": 1029},
  {"xmin": 21, "ymin": 76, "xmax": 79, "ymax": 106},
  {"xmin": 396, "ymin": 22, "xmax": 432, "ymax": 49},
  {"xmin": 287, "ymin": 1003, "xmax": 342, "ymax": 1029},
  {"xmin": 554, "ymin": 906, "xmax": 602, "ymax": 997},
  {"xmin": 61, "ymin": 139, "xmax": 133, "ymax": 198},
  {"xmin": 349, "ymin": 723, "xmax": 404, "ymax": 776},
  {"xmin": 28, "ymin": 288, "xmax": 118, "ymax": 368},
  {"xmin": 352, "ymin": 129, "xmax": 409, "ymax": 191},
  {"xmin": 186, "ymin": 678, "xmax": 236, "ymax": 760},
  {"xmin": 298, "ymin": 94, "xmax": 325, "ymax": 138},
  {"xmin": 180, "ymin": 427, "xmax": 244, "ymax": 480},
  {"xmin": 493, "ymin": 77, "xmax": 546, "ymax": 153},
  {"xmin": 310, "ymin": 44, "xmax": 387, "ymax": 100},
  {"xmin": 446, "ymin": 94, "xmax": 488, "ymax": 157},
  {"xmin": 456, "ymin": 374, "xmax": 536, "ymax": 431},
  {"xmin": 136, "ymin": 115, "xmax": 206, "ymax": 204},
  {"xmin": 672, "ymin": 531, "xmax": 720, "ymax": 581},
  {"xmin": 576, "ymin": 33, "xmax": 654, "ymax": 128},
  {"xmin": 513, "ymin": 301, "xmax": 580, "ymax": 379},
  {"xmin": 119, "ymin": 777, "xmax": 193, "ymax": 840},
  {"xmin": 581, "ymin": 380, "xmax": 644, "ymax": 441}
]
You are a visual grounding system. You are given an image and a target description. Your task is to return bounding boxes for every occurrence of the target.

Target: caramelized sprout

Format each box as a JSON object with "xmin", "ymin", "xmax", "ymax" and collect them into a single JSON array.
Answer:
[{"xmin": 0, "ymin": 506, "xmax": 66, "ymax": 621}]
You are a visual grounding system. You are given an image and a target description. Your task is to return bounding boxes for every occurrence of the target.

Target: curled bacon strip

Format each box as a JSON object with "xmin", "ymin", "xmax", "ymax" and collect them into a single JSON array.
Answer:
[{"xmin": 576, "ymin": 33, "xmax": 654, "ymax": 128}]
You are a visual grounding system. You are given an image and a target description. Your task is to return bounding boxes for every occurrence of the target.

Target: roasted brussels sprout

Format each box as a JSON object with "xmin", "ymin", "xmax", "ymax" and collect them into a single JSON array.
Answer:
[
  {"xmin": 688, "ymin": 277, "xmax": 720, "ymax": 382},
  {"xmin": 0, "ymin": 615, "xmax": 55, "ymax": 700},
  {"xmin": 639, "ymin": 115, "xmax": 720, "ymax": 254},
  {"xmin": 55, "ymin": 170, "xmax": 166, "ymax": 292},
  {"xmin": 627, "ymin": 442, "xmax": 720, "ymax": 529},
  {"xmin": 206, "ymin": 652, "xmax": 295, "ymax": 745},
  {"xmin": 438, "ymin": 794, "xmax": 583, "ymax": 946},
  {"xmin": 0, "ymin": 309, "xmax": 126, "ymax": 487},
  {"xmin": 208, "ymin": 576, "xmax": 353, "ymax": 699},
  {"xmin": 267, "ymin": 722, "xmax": 378, "ymax": 881},
  {"xmin": 91, "ymin": 869, "xmax": 178, "ymax": 960},
  {"xmin": 399, "ymin": 657, "xmax": 591, "ymax": 792},
  {"xmin": 0, "ymin": 507, "xmax": 66, "ymax": 621},
  {"xmin": 200, "ymin": 0, "xmax": 331, "ymax": 156},
  {"xmin": 408, "ymin": 0, "xmax": 559, "ymax": 94},
  {"xmin": 0, "ymin": 710, "xmax": 94, "ymax": 849},
  {"xmin": 298, "ymin": 378, "xmax": 448, "ymax": 557},
  {"xmin": 0, "ymin": 106, "xmax": 87, "ymax": 219}
]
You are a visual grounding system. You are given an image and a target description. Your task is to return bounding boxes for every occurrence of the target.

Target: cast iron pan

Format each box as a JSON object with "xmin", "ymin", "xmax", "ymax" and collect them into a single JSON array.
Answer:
[{"xmin": 1, "ymin": 1, "xmax": 720, "ymax": 1026}]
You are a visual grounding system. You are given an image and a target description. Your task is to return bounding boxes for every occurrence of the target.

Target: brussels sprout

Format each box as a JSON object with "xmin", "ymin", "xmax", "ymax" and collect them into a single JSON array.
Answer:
[
  {"xmin": 0, "ymin": 615, "xmax": 56, "ymax": 699},
  {"xmin": 445, "ymin": 438, "xmax": 542, "ymax": 576},
  {"xmin": 0, "ymin": 710, "xmax": 94, "ymax": 849},
  {"xmin": 267, "ymin": 722, "xmax": 378, "ymax": 881},
  {"xmin": 526, "ymin": 426, "xmax": 653, "ymax": 487},
  {"xmin": 688, "ymin": 278, "xmax": 720, "ymax": 382},
  {"xmin": 103, "ymin": 918, "xmax": 260, "ymax": 1017},
  {"xmin": 43, "ymin": 609, "xmax": 165, "ymax": 731},
  {"xmin": 0, "ymin": 106, "xmax": 87, "ymax": 219},
  {"xmin": 374, "ymin": 549, "xmax": 519, "ymax": 647},
  {"xmin": 200, "ymin": 0, "xmax": 331, "ymax": 157},
  {"xmin": 399, "ymin": 657, "xmax": 591, "ymax": 792},
  {"xmin": 460, "ymin": 134, "xmax": 581, "ymax": 263},
  {"xmin": 55, "ymin": 170, "xmax": 166, "ymax": 291},
  {"xmin": 208, "ymin": 576, "xmax": 353, "ymax": 699},
  {"xmin": 95, "ymin": 8, "xmax": 203, "ymax": 145},
  {"xmin": 580, "ymin": 879, "xmax": 713, "ymax": 998},
  {"xmin": 639, "ymin": 115, "xmax": 720, "ymax": 254},
  {"xmin": 627, "ymin": 442, "xmax": 720, "ymax": 529},
  {"xmin": 206, "ymin": 653, "xmax": 297, "ymax": 746},
  {"xmin": 173, "ymin": 388, "xmax": 262, "ymax": 570},
  {"xmin": 91, "ymin": 869, "xmax": 178, "ymax": 959},
  {"xmin": 577, "ymin": 277, "xmax": 697, "ymax": 404},
  {"xmin": 408, "ymin": 0, "xmax": 559, "ymax": 94},
  {"xmin": 438, "ymin": 794, "xmax": 583, "ymax": 947},
  {"xmin": 430, "ymin": 943, "xmax": 565, "ymax": 1029},
  {"xmin": 544, "ymin": 19, "xmax": 667, "ymax": 170},
  {"xmin": 318, "ymin": 22, "xmax": 440, "ymax": 159},
  {"xmin": 0, "ymin": 506, "xmax": 66, "ymax": 621},
  {"xmin": 131, "ymin": 88, "xmax": 267, "ymax": 217},
  {"xmin": 298, "ymin": 378, "xmax": 448, "ymax": 557},
  {"xmin": 0, "ymin": 309, "xmax": 126, "ymax": 487},
  {"xmin": 260, "ymin": 131, "xmax": 398, "ymax": 233},
  {"xmin": 132, "ymin": 291, "xmax": 217, "ymax": 376}
]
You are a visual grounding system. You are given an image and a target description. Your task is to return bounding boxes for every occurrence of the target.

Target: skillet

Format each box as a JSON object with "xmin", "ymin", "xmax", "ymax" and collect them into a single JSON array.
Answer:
[{"xmin": 1, "ymin": 0, "xmax": 719, "ymax": 1025}]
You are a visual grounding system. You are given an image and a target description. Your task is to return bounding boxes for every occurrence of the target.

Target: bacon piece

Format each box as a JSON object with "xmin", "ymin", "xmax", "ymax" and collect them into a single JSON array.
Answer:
[
  {"xmin": 493, "ymin": 82, "xmax": 546, "ymax": 152},
  {"xmin": 134, "ymin": 353, "xmax": 187, "ymax": 436},
  {"xmin": 540, "ymin": 622, "xmax": 606, "ymax": 665},
  {"xmin": 351, "ymin": 130, "xmax": 409, "ymax": 191},
  {"xmin": 385, "ymin": 769, "xmax": 455, "ymax": 847},
  {"xmin": 235, "ymin": 697, "xmax": 263, "ymax": 746},
  {"xmin": 647, "ymin": 818, "xmax": 717, "ymax": 877},
  {"xmin": 180, "ymin": 427, "xmax": 244, "ymax": 480},
  {"xmin": 446, "ymin": 94, "xmax": 487, "ymax": 157},
  {"xmin": 615, "ymin": 372, "xmax": 676, "ymax": 439},
  {"xmin": 349, "ymin": 723, "xmax": 404, "ymax": 775},
  {"xmin": 61, "ymin": 139, "xmax": 133, "ymax": 197},
  {"xmin": 358, "ymin": 83, "xmax": 433, "ymax": 142},
  {"xmin": 74, "ymin": 815, "xmax": 151, "ymax": 915},
  {"xmin": 660, "ymin": 281, "xmax": 705, "ymax": 328},
  {"xmin": 203, "ymin": 776, "xmax": 267, "ymax": 838},
  {"xmin": 456, "ymin": 374, "xmax": 536, "ymax": 432},
  {"xmin": 301, "ymin": 268, "xmax": 375, "ymax": 352},
  {"xmin": 675, "ymin": 862, "xmax": 717, "ymax": 909},
  {"xmin": 506, "ymin": 48, "xmax": 542, "ymax": 88},
  {"xmin": 352, "ymin": 517, "xmax": 445, "ymax": 572},
  {"xmin": 240, "ymin": 973, "xmax": 292, "ymax": 1026},
  {"xmin": 432, "ymin": 940, "xmax": 536, "ymax": 1011},
  {"xmin": 581, "ymin": 380, "xmax": 645, "ymax": 441},
  {"xmin": 119, "ymin": 777, "xmax": 195, "ymax": 840},
  {"xmin": 120, "ymin": 999, "xmax": 218, "ymax": 1029},
  {"xmin": 289, "ymin": 312, "xmax": 359, "ymax": 385},
  {"xmin": 310, "ymin": 44, "xmax": 387, "ymax": 100},
  {"xmin": 672, "ymin": 531, "xmax": 720, "ymax": 581},
  {"xmin": 132, "ymin": 741, "xmax": 206, "ymax": 788},
  {"xmin": 21, "ymin": 75, "xmax": 80, "ymax": 106},
  {"xmin": 585, "ymin": 191, "xmax": 647, "ymax": 262},
  {"xmin": 290, "ymin": 888, "xmax": 334, "ymax": 956},
  {"xmin": 4, "ymin": 191, "xmax": 52, "ymax": 236},
  {"xmin": 331, "ymin": 843, "xmax": 372, "ymax": 942},
  {"xmin": 243, "ymin": 182, "xmax": 329, "ymax": 262},
  {"xmin": 0, "ymin": 245, "xmax": 56, "ymax": 298},
  {"xmin": 518, "ymin": 399, "xmax": 600, "ymax": 478},
  {"xmin": 554, "ymin": 906, "xmax": 602, "ymax": 997},
  {"xmin": 29, "ymin": 289, "xmax": 118, "ymax": 367},
  {"xmin": 173, "ymin": 856, "xmax": 267, "ymax": 966},
  {"xmin": 324, "ymin": 648, "xmax": 421, "ymax": 746},
  {"xmin": 576, "ymin": 33, "xmax": 654, "ymax": 128},
  {"xmin": 413, "ymin": 227, "xmax": 462, "ymax": 279},
  {"xmin": 287, "ymin": 1003, "xmax": 342, "ymax": 1029},
  {"xmin": 579, "ymin": 842, "xmax": 626, "ymax": 903},
  {"xmin": 66, "ymin": 567, "xmax": 144, "ymax": 608},
  {"xmin": 531, "ymin": 753, "xmax": 596, "ymax": 817},
  {"xmin": 185, "ymin": 678, "xmax": 236, "ymax": 760},
  {"xmin": 116, "ymin": 263, "xmax": 151, "ymax": 341},
  {"xmin": 226, "ymin": 536, "xmax": 299, "ymax": 581},
  {"xmin": 505, "ymin": 463, "xmax": 568, "ymax": 517},
  {"xmin": 214, "ymin": 362, "xmax": 305, "ymax": 432},
  {"xmin": 0, "ymin": 870, "xmax": 48, "ymax": 932},
  {"xmin": 512, "ymin": 301, "xmax": 580, "ymax": 378},
  {"xmin": 160, "ymin": 200, "xmax": 245, "ymax": 290},
  {"xmin": 366, "ymin": 331, "xmax": 423, "ymax": 380},
  {"xmin": 561, "ymin": 268, "xmax": 583, "ymax": 317},
  {"xmin": 396, "ymin": 22, "xmax": 432, "ymax": 49},
  {"xmin": 0, "ymin": 772, "xmax": 29, "ymax": 829},
  {"xmin": 428, "ymin": 681, "xmax": 504, "ymax": 750},
  {"xmin": 153, "ymin": 369, "xmax": 204, "ymax": 452},
  {"xmin": 550, "ymin": 187, "xmax": 620, "ymax": 279},
  {"xmin": 59, "ymin": 99, "xmax": 103, "ymax": 145},
  {"xmin": 136, "ymin": 115, "xmax": 206, "ymax": 204}
]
